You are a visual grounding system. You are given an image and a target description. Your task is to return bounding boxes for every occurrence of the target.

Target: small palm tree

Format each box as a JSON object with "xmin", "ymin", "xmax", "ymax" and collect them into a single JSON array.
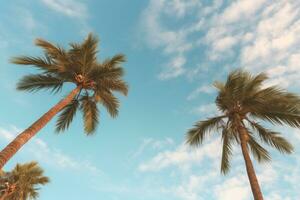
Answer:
[
  {"xmin": 0, "ymin": 33, "xmax": 128, "ymax": 168},
  {"xmin": 0, "ymin": 161, "xmax": 49, "ymax": 200},
  {"xmin": 186, "ymin": 70, "xmax": 300, "ymax": 200}
]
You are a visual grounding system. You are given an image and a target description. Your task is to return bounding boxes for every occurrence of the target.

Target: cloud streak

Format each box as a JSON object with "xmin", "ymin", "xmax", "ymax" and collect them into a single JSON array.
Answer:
[
  {"xmin": 41, "ymin": 0, "xmax": 88, "ymax": 19},
  {"xmin": 0, "ymin": 125, "xmax": 102, "ymax": 176}
]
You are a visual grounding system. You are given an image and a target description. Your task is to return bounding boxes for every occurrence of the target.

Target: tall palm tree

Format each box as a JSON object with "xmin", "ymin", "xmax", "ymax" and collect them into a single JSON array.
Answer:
[
  {"xmin": 0, "ymin": 33, "xmax": 128, "ymax": 169},
  {"xmin": 186, "ymin": 70, "xmax": 300, "ymax": 200},
  {"xmin": 0, "ymin": 161, "xmax": 49, "ymax": 200}
]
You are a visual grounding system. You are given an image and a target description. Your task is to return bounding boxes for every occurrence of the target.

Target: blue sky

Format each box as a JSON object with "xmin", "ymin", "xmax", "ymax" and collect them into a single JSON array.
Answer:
[{"xmin": 0, "ymin": 0, "xmax": 300, "ymax": 199}]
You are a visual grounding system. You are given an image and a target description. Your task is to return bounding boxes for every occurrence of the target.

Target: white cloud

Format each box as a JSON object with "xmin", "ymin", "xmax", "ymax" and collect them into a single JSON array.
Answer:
[
  {"xmin": 136, "ymin": 125, "xmax": 300, "ymax": 200},
  {"xmin": 0, "ymin": 126, "xmax": 102, "ymax": 176},
  {"xmin": 214, "ymin": 175, "xmax": 250, "ymax": 200},
  {"xmin": 159, "ymin": 56, "xmax": 186, "ymax": 80},
  {"xmin": 220, "ymin": 0, "xmax": 268, "ymax": 24},
  {"xmin": 187, "ymin": 85, "xmax": 214, "ymax": 100},
  {"xmin": 191, "ymin": 103, "xmax": 220, "ymax": 117},
  {"xmin": 138, "ymin": 139, "xmax": 220, "ymax": 172},
  {"xmin": 140, "ymin": 0, "xmax": 202, "ymax": 79},
  {"xmin": 130, "ymin": 137, "xmax": 174, "ymax": 159},
  {"xmin": 141, "ymin": 0, "xmax": 300, "ymax": 92},
  {"xmin": 41, "ymin": 0, "xmax": 88, "ymax": 19}
]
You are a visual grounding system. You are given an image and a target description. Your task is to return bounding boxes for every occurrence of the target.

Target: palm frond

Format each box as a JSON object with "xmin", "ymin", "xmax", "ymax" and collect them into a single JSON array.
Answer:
[
  {"xmin": 81, "ymin": 33, "xmax": 99, "ymax": 74},
  {"xmin": 221, "ymin": 127, "xmax": 233, "ymax": 174},
  {"xmin": 80, "ymin": 95, "xmax": 99, "ymax": 134},
  {"xmin": 248, "ymin": 121, "xmax": 293, "ymax": 154},
  {"xmin": 89, "ymin": 63, "xmax": 125, "ymax": 81},
  {"xmin": 95, "ymin": 90, "xmax": 119, "ymax": 118},
  {"xmin": 35, "ymin": 38, "xmax": 67, "ymax": 60},
  {"xmin": 186, "ymin": 116, "xmax": 225, "ymax": 146},
  {"xmin": 10, "ymin": 56, "xmax": 57, "ymax": 73},
  {"xmin": 244, "ymin": 86, "xmax": 300, "ymax": 112},
  {"xmin": 8, "ymin": 161, "xmax": 49, "ymax": 200},
  {"xmin": 102, "ymin": 54, "xmax": 126, "ymax": 68},
  {"xmin": 251, "ymin": 110, "xmax": 300, "ymax": 128},
  {"xmin": 55, "ymin": 99, "xmax": 79, "ymax": 133},
  {"xmin": 96, "ymin": 79, "xmax": 128, "ymax": 96},
  {"xmin": 17, "ymin": 74, "xmax": 63, "ymax": 93},
  {"xmin": 247, "ymin": 134, "xmax": 271, "ymax": 162},
  {"xmin": 244, "ymin": 72, "xmax": 268, "ymax": 93}
]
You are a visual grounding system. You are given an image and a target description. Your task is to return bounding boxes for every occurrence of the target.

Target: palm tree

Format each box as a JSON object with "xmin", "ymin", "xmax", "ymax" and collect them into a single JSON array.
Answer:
[
  {"xmin": 186, "ymin": 70, "xmax": 300, "ymax": 200},
  {"xmin": 0, "ymin": 33, "xmax": 128, "ymax": 169},
  {"xmin": 0, "ymin": 161, "xmax": 49, "ymax": 200}
]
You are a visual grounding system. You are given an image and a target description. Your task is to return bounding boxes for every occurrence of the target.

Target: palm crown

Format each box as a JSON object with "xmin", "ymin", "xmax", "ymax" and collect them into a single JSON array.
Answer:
[
  {"xmin": 0, "ymin": 162, "xmax": 49, "ymax": 200},
  {"xmin": 186, "ymin": 70, "xmax": 300, "ymax": 174},
  {"xmin": 12, "ymin": 33, "xmax": 128, "ymax": 134}
]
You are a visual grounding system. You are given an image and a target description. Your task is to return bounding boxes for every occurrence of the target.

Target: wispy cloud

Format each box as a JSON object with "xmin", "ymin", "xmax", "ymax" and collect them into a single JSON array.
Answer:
[
  {"xmin": 41, "ymin": 0, "xmax": 88, "ymax": 19},
  {"xmin": 140, "ymin": 0, "xmax": 300, "ymax": 96},
  {"xmin": 0, "ymin": 126, "xmax": 102, "ymax": 176},
  {"xmin": 187, "ymin": 85, "xmax": 215, "ymax": 100},
  {"xmin": 137, "ymin": 126, "xmax": 300, "ymax": 200},
  {"xmin": 138, "ymin": 138, "xmax": 221, "ymax": 172},
  {"xmin": 140, "ymin": 0, "xmax": 202, "ymax": 80}
]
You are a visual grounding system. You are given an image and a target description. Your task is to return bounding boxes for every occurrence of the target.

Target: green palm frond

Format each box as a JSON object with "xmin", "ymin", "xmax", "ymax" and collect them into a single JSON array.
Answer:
[
  {"xmin": 12, "ymin": 33, "xmax": 128, "ymax": 136},
  {"xmin": 35, "ymin": 38, "xmax": 67, "ymax": 60},
  {"xmin": 8, "ymin": 161, "xmax": 49, "ymax": 200},
  {"xmin": 95, "ymin": 90, "xmax": 119, "ymax": 118},
  {"xmin": 248, "ymin": 121, "xmax": 293, "ymax": 154},
  {"xmin": 89, "ymin": 63, "xmax": 125, "ymax": 82},
  {"xmin": 80, "ymin": 96, "xmax": 99, "ymax": 134},
  {"xmin": 102, "ymin": 54, "xmax": 126, "ymax": 68},
  {"xmin": 10, "ymin": 56, "xmax": 57, "ymax": 73},
  {"xmin": 251, "ymin": 111, "xmax": 300, "ymax": 128},
  {"xmin": 221, "ymin": 128, "xmax": 233, "ymax": 174},
  {"xmin": 17, "ymin": 74, "xmax": 63, "ymax": 93},
  {"xmin": 81, "ymin": 34, "xmax": 99, "ymax": 74},
  {"xmin": 244, "ymin": 72, "xmax": 268, "ymax": 94},
  {"xmin": 248, "ymin": 134, "xmax": 271, "ymax": 162},
  {"xmin": 55, "ymin": 99, "xmax": 79, "ymax": 133},
  {"xmin": 244, "ymin": 86, "xmax": 300, "ymax": 112},
  {"xmin": 186, "ymin": 116, "xmax": 225, "ymax": 146},
  {"xmin": 97, "ymin": 79, "xmax": 128, "ymax": 96}
]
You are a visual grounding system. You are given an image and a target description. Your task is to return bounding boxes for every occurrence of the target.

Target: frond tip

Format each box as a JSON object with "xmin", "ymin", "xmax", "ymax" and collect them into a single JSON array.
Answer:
[
  {"xmin": 56, "ymin": 100, "xmax": 79, "ymax": 132},
  {"xmin": 186, "ymin": 116, "xmax": 225, "ymax": 146},
  {"xmin": 248, "ymin": 121, "xmax": 294, "ymax": 154},
  {"xmin": 17, "ymin": 74, "xmax": 63, "ymax": 93},
  {"xmin": 221, "ymin": 128, "xmax": 233, "ymax": 174},
  {"xmin": 80, "ymin": 96, "xmax": 99, "ymax": 134}
]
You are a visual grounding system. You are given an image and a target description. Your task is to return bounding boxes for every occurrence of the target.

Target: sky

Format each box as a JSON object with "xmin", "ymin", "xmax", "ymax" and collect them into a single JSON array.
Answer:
[{"xmin": 0, "ymin": 0, "xmax": 300, "ymax": 199}]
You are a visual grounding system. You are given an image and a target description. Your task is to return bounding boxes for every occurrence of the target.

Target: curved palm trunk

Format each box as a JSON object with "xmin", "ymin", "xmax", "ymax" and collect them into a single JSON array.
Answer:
[
  {"xmin": 0, "ymin": 86, "xmax": 81, "ymax": 169},
  {"xmin": 238, "ymin": 126, "xmax": 264, "ymax": 200}
]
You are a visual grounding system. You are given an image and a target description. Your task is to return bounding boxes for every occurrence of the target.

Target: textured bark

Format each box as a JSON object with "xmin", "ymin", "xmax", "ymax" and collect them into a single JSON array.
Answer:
[
  {"xmin": 238, "ymin": 125, "xmax": 264, "ymax": 200},
  {"xmin": 0, "ymin": 86, "xmax": 81, "ymax": 169}
]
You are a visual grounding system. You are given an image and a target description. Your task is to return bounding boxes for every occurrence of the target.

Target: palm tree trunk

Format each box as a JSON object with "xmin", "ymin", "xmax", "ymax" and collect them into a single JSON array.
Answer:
[
  {"xmin": 238, "ymin": 125, "xmax": 264, "ymax": 200},
  {"xmin": 0, "ymin": 86, "xmax": 81, "ymax": 169}
]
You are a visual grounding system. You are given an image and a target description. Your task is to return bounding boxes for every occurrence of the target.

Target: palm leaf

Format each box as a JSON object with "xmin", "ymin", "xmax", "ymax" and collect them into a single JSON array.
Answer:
[
  {"xmin": 186, "ymin": 116, "xmax": 225, "ymax": 146},
  {"xmin": 247, "ymin": 134, "xmax": 271, "ymax": 162},
  {"xmin": 55, "ymin": 99, "xmax": 79, "ymax": 132},
  {"xmin": 251, "ymin": 111, "xmax": 300, "ymax": 128},
  {"xmin": 17, "ymin": 74, "xmax": 63, "ymax": 93},
  {"xmin": 80, "ymin": 95, "xmax": 99, "ymax": 134},
  {"xmin": 96, "ymin": 79, "xmax": 128, "ymax": 96},
  {"xmin": 95, "ymin": 90, "xmax": 119, "ymax": 118},
  {"xmin": 102, "ymin": 54, "xmax": 126, "ymax": 68},
  {"xmin": 10, "ymin": 56, "xmax": 57, "ymax": 73},
  {"xmin": 35, "ymin": 38, "xmax": 67, "ymax": 60},
  {"xmin": 81, "ymin": 33, "xmax": 99, "ymax": 74},
  {"xmin": 248, "ymin": 121, "xmax": 293, "ymax": 154},
  {"xmin": 220, "ymin": 127, "xmax": 233, "ymax": 174}
]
